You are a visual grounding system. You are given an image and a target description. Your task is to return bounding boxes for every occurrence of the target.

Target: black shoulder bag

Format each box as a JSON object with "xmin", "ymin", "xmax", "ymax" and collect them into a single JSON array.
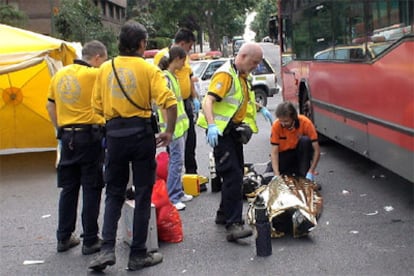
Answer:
[{"xmin": 111, "ymin": 59, "xmax": 160, "ymax": 133}]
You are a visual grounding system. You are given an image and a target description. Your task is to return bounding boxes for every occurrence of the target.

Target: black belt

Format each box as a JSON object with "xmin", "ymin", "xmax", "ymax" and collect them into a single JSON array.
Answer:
[
  {"xmin": 223, "ymin": 121, "xmax": 242, "ymax": 135},
  {"xmin": 61, "ymin": 124, "xmax": 102, "ymax": 132}
]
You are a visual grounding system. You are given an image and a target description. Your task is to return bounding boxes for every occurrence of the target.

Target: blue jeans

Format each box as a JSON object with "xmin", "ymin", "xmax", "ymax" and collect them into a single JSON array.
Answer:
[{"xmin": 167, "ymin": 133, "xmax": 186, "ymax": 204}]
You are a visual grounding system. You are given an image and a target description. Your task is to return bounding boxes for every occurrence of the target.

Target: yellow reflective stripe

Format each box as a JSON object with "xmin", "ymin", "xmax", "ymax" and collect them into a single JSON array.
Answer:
[
  {"xmin": 215, "ymin": 114, "xmax": 232, "ymax": 122},
  {"xmin": 177, "ymin": 113, "xmax": 187, "ymax": 122},
  {"xmin": 222, "ymin": 97, "xmax": 239, "ymax": 105}
]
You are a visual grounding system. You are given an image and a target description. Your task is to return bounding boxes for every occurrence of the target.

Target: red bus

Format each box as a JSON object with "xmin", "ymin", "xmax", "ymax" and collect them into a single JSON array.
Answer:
[{"xmin": 274, "ymin": 0, "xmax": 414, "ymax": 182}]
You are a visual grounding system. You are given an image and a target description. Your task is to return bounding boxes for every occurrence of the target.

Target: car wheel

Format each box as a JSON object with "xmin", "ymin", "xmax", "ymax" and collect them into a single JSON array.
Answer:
[{"xmin": 254, "ymin": 88, "xmax": 267, "ymax": 107}]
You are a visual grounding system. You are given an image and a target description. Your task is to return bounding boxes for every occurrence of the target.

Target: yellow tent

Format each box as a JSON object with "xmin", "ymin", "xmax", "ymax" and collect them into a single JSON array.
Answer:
[{"xmin": 0, "ymin": 24, "xmax": 78, "ymax": 153}]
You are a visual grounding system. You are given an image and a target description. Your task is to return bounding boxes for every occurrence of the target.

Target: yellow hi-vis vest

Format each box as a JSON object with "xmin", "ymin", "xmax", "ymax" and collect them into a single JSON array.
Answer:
[
  {"xmin": 196, "ymin": 61, "xmax": 258, "ymax": 134},
  {"xmin": 158, "ymin": 71, "xmax": 189, "ymax": 139}
]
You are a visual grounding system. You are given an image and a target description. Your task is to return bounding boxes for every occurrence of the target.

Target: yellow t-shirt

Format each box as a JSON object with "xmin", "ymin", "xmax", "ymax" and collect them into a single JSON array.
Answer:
[
  {"xmin": 92, "ymin": 56, "xmax": 177, "ymax": 120},
  {"xmin": 207, "ymin": 71, "xmax": 249, "ymax": 123},
  {"xmin": 48, "ymin": 63, "xmax": 104, "ymax": 127},
  {"xmin": 154, "ymin": 47, "xmax": 193, "ymax": 100}
]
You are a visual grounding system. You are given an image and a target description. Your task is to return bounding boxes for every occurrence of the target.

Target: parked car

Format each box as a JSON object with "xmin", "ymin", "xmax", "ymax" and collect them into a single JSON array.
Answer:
[
  {"xmin": 144, "ymin": 49, "xmax": 159, "ymax": 64},
  {"xmin": 313, "ymin": 42, "xmax": 392, "ymax": 61},
  {"xmin": 190, "ymin": 57, "xmax": 278, "ymax": 107}
]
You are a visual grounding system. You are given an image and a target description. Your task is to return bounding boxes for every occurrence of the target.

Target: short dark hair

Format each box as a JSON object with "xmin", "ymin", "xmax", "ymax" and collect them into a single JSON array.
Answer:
[
  {"xmin": 118, "ymin": 20, "xmax": 148, "ymax": 56},
  {"xmin": 174, "ymin": 28, "xmax": 195, "ymax": 44},
  {"xmin": 158, "ymin": 46, "xmax": 187, "ymax": 70},
  {"xmin": 82, "ymin": 40, "xmax": 107, "ymax": 60},
  {"xmin": 275, "ymin": 101, "xmax": 298, "ymax": 120}
]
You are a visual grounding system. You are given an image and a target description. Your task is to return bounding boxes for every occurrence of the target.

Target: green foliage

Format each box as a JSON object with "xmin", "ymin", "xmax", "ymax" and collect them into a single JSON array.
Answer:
[
  {"xmin": 250, "ymin": 0, "xmax": 277, "ymax": 42},
  {"xmin": 149, "ymin": 37, "xmax": 172, "ymax": 49},
  {"xmin": 54, "ymin": 0, "xmax": 118, "ymax": 57},
  {"xmin": 126, "ymin": 0, "xmax": 256, "ymax": 51},
  {"xmin": 0, "ymin": 4, "xmax": 27, "ymax": 28}
]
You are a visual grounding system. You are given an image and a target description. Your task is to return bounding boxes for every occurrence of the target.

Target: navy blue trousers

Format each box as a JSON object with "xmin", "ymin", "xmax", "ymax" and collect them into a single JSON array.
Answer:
[
  {"xmin": 57, "ymin": 129, "xmax": 103, "ymax": 246},
  {"xmin": 184, "ymin": 99, "xmax": 198, "ymax": 174},
  {"xmin": 101, "ymin": 132, "xmax": 156, "ymax": 257},
  {"xmin": 266, "ymin": 136, "xmax": 313, "ymax": 177},
  {"xmin": 214, "ymin": 128, "xmax": 244, "ymax": 227}
]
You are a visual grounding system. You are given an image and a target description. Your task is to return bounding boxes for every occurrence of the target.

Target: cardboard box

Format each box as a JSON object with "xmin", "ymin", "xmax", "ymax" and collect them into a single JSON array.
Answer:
[
  {"xmin": 182, "ymin": 174, "xmax": 200, "ymax": 196},
  {"xmin": 121, "ymin": 200, "xmax": 158, "ymax": 252}
]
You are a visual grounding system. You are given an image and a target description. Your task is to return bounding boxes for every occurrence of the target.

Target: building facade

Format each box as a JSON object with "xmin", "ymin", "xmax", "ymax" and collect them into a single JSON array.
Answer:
[{"xmin": 2, "ymin": 0, "xmax": 127, "ymax": 35}]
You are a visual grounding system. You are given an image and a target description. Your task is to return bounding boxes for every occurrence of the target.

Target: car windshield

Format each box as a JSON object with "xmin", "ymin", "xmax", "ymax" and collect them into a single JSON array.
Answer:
[
  {"xmin": 190, "ymin": 61, "xmax": 208, "ymax": 77},
  {"xmin": 252, "ymin": 59, "xmax": 274, "ymax": 75}
]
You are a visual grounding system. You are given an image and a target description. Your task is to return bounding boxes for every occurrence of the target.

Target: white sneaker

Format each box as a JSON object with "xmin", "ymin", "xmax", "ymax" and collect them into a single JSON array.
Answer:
[
  {"xmin": 180, "ymin": 194, "xmax": 193, "ymax": 202},
  {"xmin": 174, "ymin": 202, "xmax": 186, "ymax": 211}
]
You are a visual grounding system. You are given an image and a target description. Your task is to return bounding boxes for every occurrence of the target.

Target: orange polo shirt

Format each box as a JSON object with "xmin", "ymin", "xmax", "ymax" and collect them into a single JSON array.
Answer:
[{"xmin": 270, "ymin": 115, "xmax": 318, "ymax": 152}]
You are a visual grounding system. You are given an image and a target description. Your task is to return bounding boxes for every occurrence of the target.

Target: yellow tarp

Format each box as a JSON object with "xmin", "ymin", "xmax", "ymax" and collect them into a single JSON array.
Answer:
[{"xmin": 0, "ymin": 24, "xmax": 78, "ymax": 153}]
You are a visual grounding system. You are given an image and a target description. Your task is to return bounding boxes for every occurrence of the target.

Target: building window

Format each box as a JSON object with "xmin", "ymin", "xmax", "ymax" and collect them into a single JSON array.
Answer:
[{"xmin": 100, "ymin": 0, "xmax": 106, "ymax": 16}]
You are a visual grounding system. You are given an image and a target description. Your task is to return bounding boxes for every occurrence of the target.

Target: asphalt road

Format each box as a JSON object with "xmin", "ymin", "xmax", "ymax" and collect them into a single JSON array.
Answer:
[{"xmin": 1, "ymin": 94, "xmax": 413, "ymax": 276}]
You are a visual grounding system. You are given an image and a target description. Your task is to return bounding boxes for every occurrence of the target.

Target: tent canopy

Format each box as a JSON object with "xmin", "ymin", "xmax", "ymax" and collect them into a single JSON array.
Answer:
[{"xmin": 0, "ymin": 24, "xmax": 78, "ymax": 153}]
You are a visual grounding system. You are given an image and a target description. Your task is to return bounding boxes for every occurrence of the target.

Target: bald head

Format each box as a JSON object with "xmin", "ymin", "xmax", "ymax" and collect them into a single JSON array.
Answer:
[{"xmin": 235, "ymin": 42, "xmax": 263, "ymax": 74}]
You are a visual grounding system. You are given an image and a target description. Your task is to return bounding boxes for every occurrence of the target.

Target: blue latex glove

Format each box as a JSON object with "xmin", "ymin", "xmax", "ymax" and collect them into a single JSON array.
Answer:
[
  {"xmin": 306, "ymin": 172, "xmax": 315, "ymax": 181},
  {"xmin": 271, "ymin": 175, "xmax": 279, "ymax": 181},
  {"xmin": 207, "ymin": 124, "xmax": 220, "ymax": 148},
  {"xmin": 193, "ymin": 97, "xmax": 201, "ymax": 114},
  {"xmin": 260, "ymin": 107, "xmax": 274, "ymax": 125}
]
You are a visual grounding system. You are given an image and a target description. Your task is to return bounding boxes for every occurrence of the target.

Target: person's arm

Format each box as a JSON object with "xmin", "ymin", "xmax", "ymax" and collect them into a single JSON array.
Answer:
[
  {"xmin": 164, "ymin": 105, "xmax": 177, "ymax": 135},
  {"xmin": 156, "ymin": 104, "xmax": 177, "ymax": 147},
  {"xmin": 305, "ymin": 120, "xmax": 321, "ymax": 179},
  {"xmin": 203, "ymin": 94, "xmax": 221, "ymax": 148},
  {"xmin": 308, "ymin": 141, "xmax": 321, "ymax": 174},
  {"xmin": 92, "ymin": 72, "xmax": 104, "ymax": 116},
  {"xmin": 270, "ymin": 144, "xmax": 280, "ymax": 176},
  {"xmin": 190, "ymin": 76, "xmax": 198, "ymax": 99},
  {"xmin": 46, "ymin": 101, "xmax": 58, "ymax": 129},
  {"xmin": 255, "ymin": 102, "xmax": 273, "ymax": 124},
  {"xmin": 202, "ymin": 94, "xmax": 216, "ymax": 124}
]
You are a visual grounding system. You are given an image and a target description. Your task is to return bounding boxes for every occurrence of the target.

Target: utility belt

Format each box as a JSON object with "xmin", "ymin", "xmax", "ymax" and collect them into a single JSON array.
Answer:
[
  {"xmin": 58, "ymin": 124, "xmax": 104, "ymax": 149},
  {"xmin": 105, "ymin": 116, "xmax": 152, "ymax": 138},
  {"xmin": 61, "ymin": 124, "xmax": 103, "ymax": 132},
  {"xmin": 224, "ymin": 121, "xmax": 252, "ymax": 144},
  {"xmin": 58, "ymin": 124, "xmax": 103, "ymax": 139},
  {"xmin": 223, "ymin": 121, "xmax": 241, "ymax": 135}
]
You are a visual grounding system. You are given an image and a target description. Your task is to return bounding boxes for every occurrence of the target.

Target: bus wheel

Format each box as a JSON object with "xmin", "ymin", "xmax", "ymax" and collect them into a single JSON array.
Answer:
[{"xmin": 300, "ymin": 95, "xmax": 312, "ymax": 119}]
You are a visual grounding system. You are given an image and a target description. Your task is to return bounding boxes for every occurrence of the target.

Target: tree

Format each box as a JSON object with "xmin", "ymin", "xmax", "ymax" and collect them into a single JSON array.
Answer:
[
  {"xmin": 250, "ymin": 0, "xmax": 277, "ymax": 42},
  {"xmin": 54, "ymin": 0, "xmax": 118, "ymax": 56},
  {"xmin": 129, "ymin": 0, "xmax": 256, "ymax": 51},
  {"xmin": 0, "ymin": 4, "xmax": 27, "ymax": 28}
]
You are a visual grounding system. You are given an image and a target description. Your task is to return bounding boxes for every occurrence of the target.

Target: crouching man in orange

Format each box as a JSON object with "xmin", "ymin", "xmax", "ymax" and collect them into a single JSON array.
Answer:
[{"xmin": 269, "ymin": 101, "xmax": 321, "ymax": 187}]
